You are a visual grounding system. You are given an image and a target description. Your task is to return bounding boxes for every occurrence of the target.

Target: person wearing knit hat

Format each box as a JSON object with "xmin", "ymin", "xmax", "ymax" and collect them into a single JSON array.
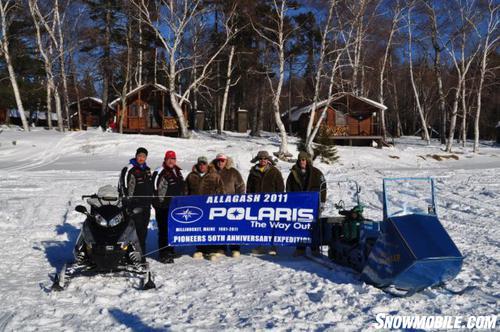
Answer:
[
  {"xmin": 164, "ymin": 150, "xmax": 176, "ymax": 160},
  {"xmin": 247, "ymin": 150, "xmax": 284, "ymax": 256},
  {"xmin": 210, "ymin": 152, "xmax": 245, "ymax": 258},
  {"xmin": 118, "ymin": 148, "xmax": 153, "ymax": 260},
  {"xmin": 136, "ymin": 147, "xmax": 148, "ymax": 157},
  {"xmin": 152, "ymin": 149, "xmax": 185, "ymax": 264},
  {"xmin": 286, "ymin": 151, "xmax": 326, "ymax": 257}
]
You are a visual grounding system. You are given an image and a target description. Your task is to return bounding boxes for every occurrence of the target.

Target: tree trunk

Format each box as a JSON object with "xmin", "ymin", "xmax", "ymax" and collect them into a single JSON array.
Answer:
[
  {"xmin": 473, "ymin": 1, "xmax": 497, "ymax": 152},
  {"xmin": 46, "ymin": 81, "xmax": 53, "ymax": 129},
  {"xmin": 219, "ymin": 45, "xmax": 235, "ymax": 134},
  {"xmin": 445, "ymin": 90, "xmax": 461, "ymax": 152},
  {"xmin": 460, "ymin": 79, "xmax": 467, "ymax": 147},
  {"xmin": 169, "ymin": 52, "xmax": 189, "ymax": 137},
  {"xmin": 138, "ymin": 13, "xmax": 143, "ymax": 87},
  {"xmin": 378, "ymin": 3, "xmax": 400, "ymax": 141},
  {"xmin": 100, "ymin": 1, "xmax": 112, "ymax": 130},
  {"xmin": 304, "ymin": 0, "xmax": 335, "ymax": 154},
  {"xmin": 273, "ymin": 34, "xmax": 290, "ymax": 157},
  {"xmin": 408, "ymin": 8, "xmax": 430, "ymax": 144},
  {"xmin": 0, "ymin": 1, "xmax": 29, "ymax": 131},
  {"xmin": 54, "ymin": 0, "xmax": 70, "ymax": 130},
  {"xmin": 70, "ymin": 57, "xmax": 83, "ymax": 131}
]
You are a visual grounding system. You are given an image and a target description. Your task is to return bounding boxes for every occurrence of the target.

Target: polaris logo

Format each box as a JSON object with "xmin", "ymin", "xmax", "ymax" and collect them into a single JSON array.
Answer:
[
  {"xmin": 170, "ymin": 206, "xmax": 204, "ymax": 224},
  {"xmin": 209, "ymin": 207, "xmax": 314, "ymax": 222}
]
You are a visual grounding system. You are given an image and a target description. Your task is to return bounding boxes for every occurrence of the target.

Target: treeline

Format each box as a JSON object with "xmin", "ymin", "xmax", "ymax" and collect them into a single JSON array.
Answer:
[{"xmin": 0, "ymin": 0, "xmax": 498, "ymax": 154}]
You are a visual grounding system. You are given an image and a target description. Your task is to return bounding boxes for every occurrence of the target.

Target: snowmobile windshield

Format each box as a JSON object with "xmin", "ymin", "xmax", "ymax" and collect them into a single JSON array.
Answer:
[{"xmin": 383, "ymin": 178, "xmax": 436, "ymax": 219}]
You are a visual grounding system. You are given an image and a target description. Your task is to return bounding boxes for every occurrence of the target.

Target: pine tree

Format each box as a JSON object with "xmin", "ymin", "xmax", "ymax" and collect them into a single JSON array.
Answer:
[{"xmin": 298, "ymin": 125, "xmax": 339, "ymax": 164}]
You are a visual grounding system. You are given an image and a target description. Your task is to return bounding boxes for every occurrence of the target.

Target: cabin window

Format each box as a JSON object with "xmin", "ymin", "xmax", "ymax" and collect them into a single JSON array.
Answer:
[
  {"xmin": 129, "ymin": 104, "xmax": 139, "ymax": 117},
  {"xmin": 335, "ymin": 111, "xmax": 347, "ymax": 125},
  {"xmin": 164, "ymin": 105, "xmax": 175, "ymax": 117}
]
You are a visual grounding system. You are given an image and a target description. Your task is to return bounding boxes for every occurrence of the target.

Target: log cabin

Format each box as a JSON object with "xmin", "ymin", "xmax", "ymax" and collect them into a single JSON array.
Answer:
[
  {"xmin": 69, "ymin": 97, "xmax": 112, "ymax": 130},
  {"xmin": 283, "ymin": 93, "xmax": 387, "ymax": 147},
  {"xmin": 110, "ymin": 83, "xmax": 190, "ymax": 136}
]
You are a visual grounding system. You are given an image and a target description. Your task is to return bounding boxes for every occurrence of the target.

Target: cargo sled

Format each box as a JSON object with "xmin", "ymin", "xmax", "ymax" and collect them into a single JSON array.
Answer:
[{"xmin": 319, "ymin": 178, "xmax": 463, "ymax": 295}]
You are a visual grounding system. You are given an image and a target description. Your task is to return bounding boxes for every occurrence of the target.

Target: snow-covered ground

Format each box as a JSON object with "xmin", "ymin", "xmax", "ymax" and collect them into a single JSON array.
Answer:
[{"xmin": 0, "ymin": 127, "xmax": 498, "ymax": 331}]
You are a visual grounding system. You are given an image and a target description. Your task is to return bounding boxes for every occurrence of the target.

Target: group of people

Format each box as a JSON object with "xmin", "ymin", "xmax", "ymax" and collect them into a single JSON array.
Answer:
[{"xmin": 118, "ymin": 147, "xmax": 326, "ymax": 264}]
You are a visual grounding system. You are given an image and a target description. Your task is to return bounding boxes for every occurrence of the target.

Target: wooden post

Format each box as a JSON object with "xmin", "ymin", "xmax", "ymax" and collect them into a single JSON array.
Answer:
[{"xmin": 162, "ymin": 91, "xmax": 165, "ymax": 132}]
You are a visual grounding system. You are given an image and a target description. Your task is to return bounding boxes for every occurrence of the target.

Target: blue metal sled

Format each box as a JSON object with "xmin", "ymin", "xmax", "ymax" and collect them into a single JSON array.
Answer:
[{"xmin": 360, "ymin": 178, "xmax": 463, "ymax": 292}]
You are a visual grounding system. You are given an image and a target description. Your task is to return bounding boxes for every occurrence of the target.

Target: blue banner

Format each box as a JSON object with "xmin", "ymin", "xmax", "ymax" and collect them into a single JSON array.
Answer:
[{"xmin": 167, "ymin": 192, "xmax": 319, "ymax": 246}]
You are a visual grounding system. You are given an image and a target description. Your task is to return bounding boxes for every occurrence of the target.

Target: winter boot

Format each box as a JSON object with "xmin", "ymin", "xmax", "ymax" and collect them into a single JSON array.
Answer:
[
  {"xmin": 251, "ymin": 246, "xmax": 266, "ymax": 255},
  {"xmin": 207, "ymin": 252, "xmax": 219, "ymax": 262},
  {"xmin": 160, "ymin": 255, "xmax": 174, "ymax": 264},
  {"xmin": 268, "ymin": 246, "xmax": 277, "ymax": 256},
  {"xmin": 310, "ymin": 248, "xmax": 321, "ymax": 257},
  {"xmin": 293, "ymin": 248, "xmax": 306, "ymax": 257},
  {"xmin": 193, "ymin": 251, "xmax": 204, "ymax": 260}
]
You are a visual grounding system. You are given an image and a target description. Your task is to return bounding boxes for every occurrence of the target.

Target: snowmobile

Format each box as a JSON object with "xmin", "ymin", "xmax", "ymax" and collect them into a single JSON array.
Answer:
[
  {"xmin": 51, "ymin": 185, "xmax": 155, "ymax": 291},
  {"xmin": 312, "ymin": 178, "xmax": 463, "ymax": 296}
]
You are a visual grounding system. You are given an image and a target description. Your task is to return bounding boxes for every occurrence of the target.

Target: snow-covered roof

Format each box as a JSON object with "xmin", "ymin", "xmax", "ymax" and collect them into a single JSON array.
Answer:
[
  {"xmin": 31, "ymin": 111, "xmax": 58, "ymax": 121},
  {"xmin": 8, "ymin": 109, "xmax": 29, "ymax": 118},
  {"xmin": 283, "ymin": 93, "xmax": 387, "ymax": 122},
  {"xmin": 354, "ymin": 96, "xmax": 388, "ymax": 111},
  {"xmin": 69, "ymin": 97, "xmax": 103, "ymax": 107},
  {"xmin": 284, "ymin": 99, "xmax": 332, "ymax": 122},
  {"xmin": 109, "ymin": 83, "xmax": 190, "ymax": 107}
]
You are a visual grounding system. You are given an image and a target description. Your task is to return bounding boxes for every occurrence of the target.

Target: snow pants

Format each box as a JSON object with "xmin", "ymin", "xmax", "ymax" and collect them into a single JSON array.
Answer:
[
  {"xmin": 133, "ymin": 207, "xmax": 151, "ymax": 257},
  {"xmin": 154, "ymin": 207, "xmax": 174, "ymax": 258}
]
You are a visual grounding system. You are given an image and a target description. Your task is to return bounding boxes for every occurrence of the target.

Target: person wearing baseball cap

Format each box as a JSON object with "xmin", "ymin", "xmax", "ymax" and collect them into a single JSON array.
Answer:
[
  {"xmin": 118, "ymin": 147, "xmax": 153, "ymax": 260},
  {"xmin": 210, "ymin": 152, "xmax": 245, "ymax": 258},
  {"xmin": 152, "ymin": 150, "xmax": 185, "ymax": 264}
]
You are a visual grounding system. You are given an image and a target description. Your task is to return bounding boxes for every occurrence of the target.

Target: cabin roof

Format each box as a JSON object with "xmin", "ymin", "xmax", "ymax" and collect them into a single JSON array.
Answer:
[
  {"xmin": 283, "ymin": 93, "xmax": 387, "ymax": 122},
  {"xmin": 109, "ymin": 83, "xmax": 190, "ymax": 107},
  {"xmin": 69, "ymin": 97, "xmax": 104, "ymax": 107}
]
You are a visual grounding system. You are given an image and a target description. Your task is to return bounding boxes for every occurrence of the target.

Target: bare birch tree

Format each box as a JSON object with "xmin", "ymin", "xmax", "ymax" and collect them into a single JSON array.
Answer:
[
  {"xmin": 219, "ymin": 44, "xmax": 236, "ymax": 134},
  {"xmin": 29, "ymin": 0, "xmax": 64, "ymax": 131},
  {"xmin": 303, "ymin": 0, "xmax": 336, "ymax": 155},
  {"xmin": 251, "ymin": 0, "xmax": 295, "ymax": 158},
  {"xmin": 0, "ymin": 0, "xmax": 29, "ymax": 131},
  {"xmin": 136, "ymin": 0, "xmax": 237, "ymax": 138},
  {"xmin": 407, "ymin": 3, "xmax": 430, "ymax": 144},
  {"xmin": 113, "ymin": 3, "xmax": 134, "ymax": 134},
  {"xmin": 378, "ymin": 0, "xmax": 403, "ymax": 141},
  {"xmin": 472, "ymin": 0, "xmax": 499, "ymax": 152},
  {"xmin": 53, "ymin": 0, "xmax": 71, "ymax": 130},
  {"xmin": 444, "ymin": 0, "xmax": 480, "ymax": 152},
  {"xmin": 423, "ymin": 1, "xmax": 448, "ymax": 145}
]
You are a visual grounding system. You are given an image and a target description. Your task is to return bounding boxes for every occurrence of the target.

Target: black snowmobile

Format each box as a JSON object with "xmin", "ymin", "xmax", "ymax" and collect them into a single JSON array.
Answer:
[{"xmin": 51, "ymin": 185, "xmax": 155, "ymax": 291}]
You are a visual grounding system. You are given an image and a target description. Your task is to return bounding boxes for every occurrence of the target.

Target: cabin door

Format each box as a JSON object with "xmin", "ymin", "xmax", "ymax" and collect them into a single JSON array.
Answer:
[
  {"xmin": 127, "ymin": 102, "xmax": 147, "ymax": 130},
  {"xmin": 148, "ymin": 104, "xmax": 160, "ymax": 128}
]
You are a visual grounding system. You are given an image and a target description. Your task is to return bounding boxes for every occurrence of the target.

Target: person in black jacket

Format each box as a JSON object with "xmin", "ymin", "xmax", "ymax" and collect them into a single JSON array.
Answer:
[
  {"xmin": 286, "ymin": 151, "xmax": 326, "ymax": 257},
  {"xmin": 118, "ymin": 147, "xmax": 153, "ymax": 259},
  {"xmin": 152, "ymin": 150, "xmax": 185, "ymax": 264}
]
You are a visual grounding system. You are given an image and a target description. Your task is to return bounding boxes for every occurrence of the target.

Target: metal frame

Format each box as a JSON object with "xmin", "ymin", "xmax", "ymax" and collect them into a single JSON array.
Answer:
[{"xmin": 382, "ymin": 177, "xmax": 436, "ymax": 220}]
